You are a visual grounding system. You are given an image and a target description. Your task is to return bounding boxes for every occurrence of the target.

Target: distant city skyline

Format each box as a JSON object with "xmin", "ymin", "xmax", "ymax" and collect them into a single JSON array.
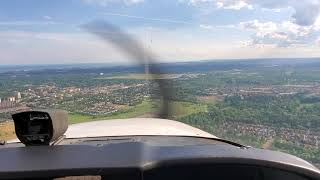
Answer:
[{"xmin": 1, "ymin": 0, "xmax": 320, "ymax": 65}]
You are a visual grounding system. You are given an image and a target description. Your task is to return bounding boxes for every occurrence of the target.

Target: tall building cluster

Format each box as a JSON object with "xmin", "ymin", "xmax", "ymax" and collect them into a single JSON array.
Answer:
[{"xmin": 0, "ymin": 92, "xmax": 22, "ymax": 109}]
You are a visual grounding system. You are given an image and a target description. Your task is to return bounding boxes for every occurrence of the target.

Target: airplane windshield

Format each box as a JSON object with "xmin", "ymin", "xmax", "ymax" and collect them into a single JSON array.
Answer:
[{"xmin": 0, "ymin": 0, "xmax": 319, "ymax": 169}]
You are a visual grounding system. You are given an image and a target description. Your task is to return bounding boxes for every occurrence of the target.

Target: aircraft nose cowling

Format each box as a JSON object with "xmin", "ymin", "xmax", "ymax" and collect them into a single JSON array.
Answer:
[{"xmin": 65, "ymin": 118, "xmax": 216, "ymax": 139}]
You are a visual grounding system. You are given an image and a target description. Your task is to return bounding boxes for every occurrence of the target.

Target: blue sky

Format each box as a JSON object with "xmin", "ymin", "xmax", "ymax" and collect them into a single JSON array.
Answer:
[{"xmin": 1, "ymin": 0, "xmax": 320, "ymax": 64}]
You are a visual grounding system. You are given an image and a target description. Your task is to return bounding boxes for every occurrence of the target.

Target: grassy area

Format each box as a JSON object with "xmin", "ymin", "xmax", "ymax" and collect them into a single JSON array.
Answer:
[
  {"xmin": 196, "ymin": 95, "xmax": 222, "ymax": 104},
  {"xmin": 0, "ymin": 121, "xmax": 16, "ymax": 141},
  {"xmin": 68, "ymin": 113, "xmax": 96, "ymax": 124},
  {"xmin": 68, "ymin": 100, "xmax": 159, "ymax": 124},
  {"xmin": 168, "ymin": 101, "xmax": 207, "ymax": 119},
  {"xmin": 100, "ymin": 100, "xmax": 159, "ymax": 120},
  {"xmin": 68, "ymin": 100, "xmax": 207, "ymax": 124}
]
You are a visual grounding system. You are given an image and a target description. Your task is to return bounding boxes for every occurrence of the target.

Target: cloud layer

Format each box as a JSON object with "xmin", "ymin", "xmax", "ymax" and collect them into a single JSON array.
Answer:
[
  {"xmin": 1, "ymin": 0, "xmax": 320, "ymax": 64},
  {"xmin": 183, "ymin": 0, "xmax": 320, "ymax": 26},
  {"xmin": 239, "ymin": 19, "xmax": 320, "ymax": 47}
]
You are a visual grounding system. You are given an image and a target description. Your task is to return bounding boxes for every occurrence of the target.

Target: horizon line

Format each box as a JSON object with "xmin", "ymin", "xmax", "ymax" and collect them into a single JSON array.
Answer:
[{"xmin": 1, "ymin": 57, "xmax": 320, "ymax": 66}]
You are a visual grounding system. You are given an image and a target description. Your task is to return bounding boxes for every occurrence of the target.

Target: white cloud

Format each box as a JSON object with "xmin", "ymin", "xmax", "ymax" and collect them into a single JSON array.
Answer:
[
  {"xmin": 199, "ymin": 24, "xmax": 214, "ymax": 29},
  {"xmin": 283, "ymin": 0, "xmax": 320, "ymax": 26},
  {"xmin": 82, "ymin": 0, "xmax": 144, "ymax": 6},
  {"xmin": 182, "ymin": 0, "xmax": 320, "ymax": 26},
  {"xmin": 316, "ymin": 37, "xmax": 320, "ymax": 45},
  {"xmin": 217, "ymin": 1, "xmax": 253, "ymax": 10},
  {"xmin": 2, "ymin": 27, "xmax": 320, "ymax": 65},
  {"xmin": 43, "ymin": 16, "xmax": 52, "ymax": 20},
  {"xmin": 253, "ymin": 1, "xmax": 320, "ymax": 26},
  {"xmin": 240, "ymin": 20, "xmax": 277, "ymax": 37},
  {"xmin": 239, "ymin": 19, "xmax": 320, "ymax": 47},
  {"xmin": 261, "ymin": 8, "xmax": 281, "ymax": 13},
  {"xmin": 181, "ymin": 0, "xmax": 253, "ymax": 10}
]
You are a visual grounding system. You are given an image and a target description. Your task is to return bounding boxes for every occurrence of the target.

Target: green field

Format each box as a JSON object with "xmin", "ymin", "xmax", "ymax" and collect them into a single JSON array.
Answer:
[
  {"xmin": 68, "ymin": 100, "xmax": 156, "ymax": 124},
  {"xmin": 168, "ymin": 101, "xmax": 207, "ymax": 119},
  {"xmin": 68, "ymin": 100, "xmax": 207, "ymax": 124}
]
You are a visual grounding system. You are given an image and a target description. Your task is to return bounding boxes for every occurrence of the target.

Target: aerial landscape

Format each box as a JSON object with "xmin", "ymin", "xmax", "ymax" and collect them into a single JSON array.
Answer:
[{"xmin": 0, "ymin": 58, "xmax": 320, "ymax": 168}]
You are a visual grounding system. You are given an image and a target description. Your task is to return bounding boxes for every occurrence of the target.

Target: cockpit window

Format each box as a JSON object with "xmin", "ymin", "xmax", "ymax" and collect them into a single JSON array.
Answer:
[{"xmin": 0, "ymin": 0, "xmax": 319, "ymax": 169}]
